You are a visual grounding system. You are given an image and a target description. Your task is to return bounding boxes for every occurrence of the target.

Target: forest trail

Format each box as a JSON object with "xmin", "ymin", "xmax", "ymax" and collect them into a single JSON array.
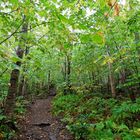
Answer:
[{"xmin": 16, "ymin": 96, "xmax": 73, "ymax": 140}]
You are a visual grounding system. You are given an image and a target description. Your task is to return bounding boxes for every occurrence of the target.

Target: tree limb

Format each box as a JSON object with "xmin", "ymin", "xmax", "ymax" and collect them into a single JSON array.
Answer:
[
  {"xmin": 0, "ymin": 18, "xmax": 25, "ymax": 45},
  {"xmin": 0, "ymin": 8, "xmax": 19, "ymax": 16},
  {"xmin": 0, "ymin": 68, "xmax": 8, "ymax": 77},
  {"xmin": 15, "ymin": 21, "xmax": 49, "ymax": 34}
]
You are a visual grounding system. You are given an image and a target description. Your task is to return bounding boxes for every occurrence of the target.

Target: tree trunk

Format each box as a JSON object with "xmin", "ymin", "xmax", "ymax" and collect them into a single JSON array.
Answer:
[
  {"xmin": 63, "ymin": 56, "xmax": 67, "ymax": 94},
  {"xmin": 106, "ymin": 45, "xmax": 116, "ymax": 98},
  {"xmin": 5, "ymin": 46, "xmax": 24, "ymax": 116},
  {"xmin": 63, "ymin": 53, "xmax": 71, "ymax": 94},
  {"xmin": 67, "ymin": 54, "xmax": 71, "ymax": 91},
  {"xmin": 18, "ymin": 46, "xmax": 29, "ymax": 96},
  {"xmin": 5, "ymin": 69, "xmax": 20, "ymax": 116},
  {"xmin": 48, "ymin": 70, "xmax": 51, "ymax": 93},
  {"xmin": 108, "ymin": 62, "xmax": 116, "ymax": 98},
  {"xmin": 5, "ymin": 17, "xmax": 28, "ymax": 117},
  {"xmin": 64, "ymin": 56, "xmax": 67, "ymax": 82},
  {"xmin": 135, "ymin": 32, "xmax": 140, "ymax": 89}
]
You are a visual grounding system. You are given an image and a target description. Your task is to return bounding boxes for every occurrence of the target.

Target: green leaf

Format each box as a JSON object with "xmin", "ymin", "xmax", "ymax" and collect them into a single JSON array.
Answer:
[
  {"xmin": 96, "ymin": 122, "xmax": 104, "ymax": 130},
  {"xmin": 0, "ymin": 115, "xmax": 6, "ymax": 121},
  {"xmin": 11, "ymin": 56, "xmax": 21, "ymax": 63},
  {"xmin": 91, "ymin": 33, "xmax": 104, "ymax": 44}
]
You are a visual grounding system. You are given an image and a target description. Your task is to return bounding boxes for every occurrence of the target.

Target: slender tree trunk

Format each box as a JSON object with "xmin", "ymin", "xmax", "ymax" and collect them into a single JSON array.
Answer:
[
  {"xmin": 18, "ymin": 47, "xmax": 29, "ymax": 96},
  {"xmin": 18, "ymin": 23, "xmax": 29, "ymax": 96},
  {"xmin": 135, "ymin": 32, "xmax": 140, "ymax": 89},
  {"xmin": 48, "ymin": 70, "xmax": 51, "ymax": 93},
  {"xmin": 63, "ymin": 52, "xmax": 71, "ymax": 94},
  {"xmin": 106, "ymin": 46, "xmax": 116, "ymax": 98},
  {"xmin": 67, "ymin": 54, "xmax": 71, "ymax": 91},
  {"xmin": 22, "ymin": 79, "xmax": 27, "ymax": 95},
  {"xmin": 18, "ymin": 76, "xmax": 24, "ymax": 96},
  {"xmin": 64, "ymin": 56, "xmax": 67, "ymax": 82},
  {"xmin": 63, "ymin": 56, "xmax": 67, "ymax": 94},
  {"xmin": 118, "ymin": 69, "xmax": 126, "ymax": 93},
  {"xmin": 61, "ymin": 56, "xmax": 67, "ymax": 82},
  {"xmin": 108, "ymin": 62, "xmax": 116, "ymax": 98},
  {"xmin": 107, "ymin": 75, "xmax": 110, "ymax": 94}
]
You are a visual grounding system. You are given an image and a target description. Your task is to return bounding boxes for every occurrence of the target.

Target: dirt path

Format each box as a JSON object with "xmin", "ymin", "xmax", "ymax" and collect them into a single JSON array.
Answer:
[{"xmin": 17, "ymin": 96, "xmax": 73, "ymax": 140}]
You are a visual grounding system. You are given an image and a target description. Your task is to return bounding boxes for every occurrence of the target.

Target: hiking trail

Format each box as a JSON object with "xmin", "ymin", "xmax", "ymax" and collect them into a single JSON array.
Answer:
[{"xmin": 16, "ymin": 96, "xmax": 73, "ymax": 140}]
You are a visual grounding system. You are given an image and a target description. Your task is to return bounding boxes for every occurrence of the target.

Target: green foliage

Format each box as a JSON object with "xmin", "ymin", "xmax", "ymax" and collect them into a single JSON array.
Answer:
[
  {"xmin": 53, "ymin": 94, "xmax": 82, "ymax": 115},
  {"xmin": 0, "ymin": 110, "xmax": 16, "ymax": 140},
  {"xmin": 14, "ymin": 96, "xmax": 27, "ymax": 115},
  {"xmin": 0, "ymin": 124, "xmax": 16, "ymax": 140},
  {"xmin": 0, "ymin": 96, "xmax": 27, "ymax": 140},
  {"xmin": 53, "ymin": 94, "xmax": 140, "ymax": 139},
  {"xmin": 0, "ymin": 0, "xmax": 140, "ymax": 139}
]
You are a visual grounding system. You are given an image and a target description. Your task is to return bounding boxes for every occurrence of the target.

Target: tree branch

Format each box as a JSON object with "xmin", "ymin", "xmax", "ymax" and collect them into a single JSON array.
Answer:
[
  {"xmin": 15, "ymin": 21, "xmax": 49, "ymax": 34},
  {"xmin": 0, "ymin": 68, "xmax": 8, "ymax": 77},
  {"xmin": 0, "ymin": 18, "xmax": 25, "ymax": 45},
  {"xmin": 0, "ymin": 8, "xmax": 19, "ymax": 16}
]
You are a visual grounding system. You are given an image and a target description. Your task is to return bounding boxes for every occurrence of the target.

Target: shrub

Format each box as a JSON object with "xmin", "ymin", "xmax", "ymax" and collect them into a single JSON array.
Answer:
[{"xmin": 53, "ymin": 93, "xmax": 140, "ymax": 139}]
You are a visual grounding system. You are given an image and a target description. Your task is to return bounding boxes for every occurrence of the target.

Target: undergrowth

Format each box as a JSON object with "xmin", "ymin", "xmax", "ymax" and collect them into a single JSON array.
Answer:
[
  {"xmin": 53, "ymin": 93, "xmax": 140, "ymax": 140},
  {"xmin": 0, "ymin": 96, "xmax": 27, "ymax": 140}
]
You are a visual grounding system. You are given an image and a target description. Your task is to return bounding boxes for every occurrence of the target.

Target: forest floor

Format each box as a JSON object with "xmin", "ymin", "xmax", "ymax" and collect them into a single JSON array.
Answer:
[{"xmin": 15, "ymin": 96, "xmax": 73, "ymax": 140}]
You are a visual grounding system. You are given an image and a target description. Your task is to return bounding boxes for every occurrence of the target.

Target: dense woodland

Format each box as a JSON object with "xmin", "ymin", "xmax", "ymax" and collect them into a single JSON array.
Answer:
[{"xmin": 0, "ymin": 0, "xmax": 140, "ymax": 139}]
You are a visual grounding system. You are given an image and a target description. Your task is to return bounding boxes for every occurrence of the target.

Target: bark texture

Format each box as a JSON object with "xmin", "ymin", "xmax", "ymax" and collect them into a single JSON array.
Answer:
[{"xmin": 5, "ymin": 17, "xmax": 28, "ymax": 117}]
